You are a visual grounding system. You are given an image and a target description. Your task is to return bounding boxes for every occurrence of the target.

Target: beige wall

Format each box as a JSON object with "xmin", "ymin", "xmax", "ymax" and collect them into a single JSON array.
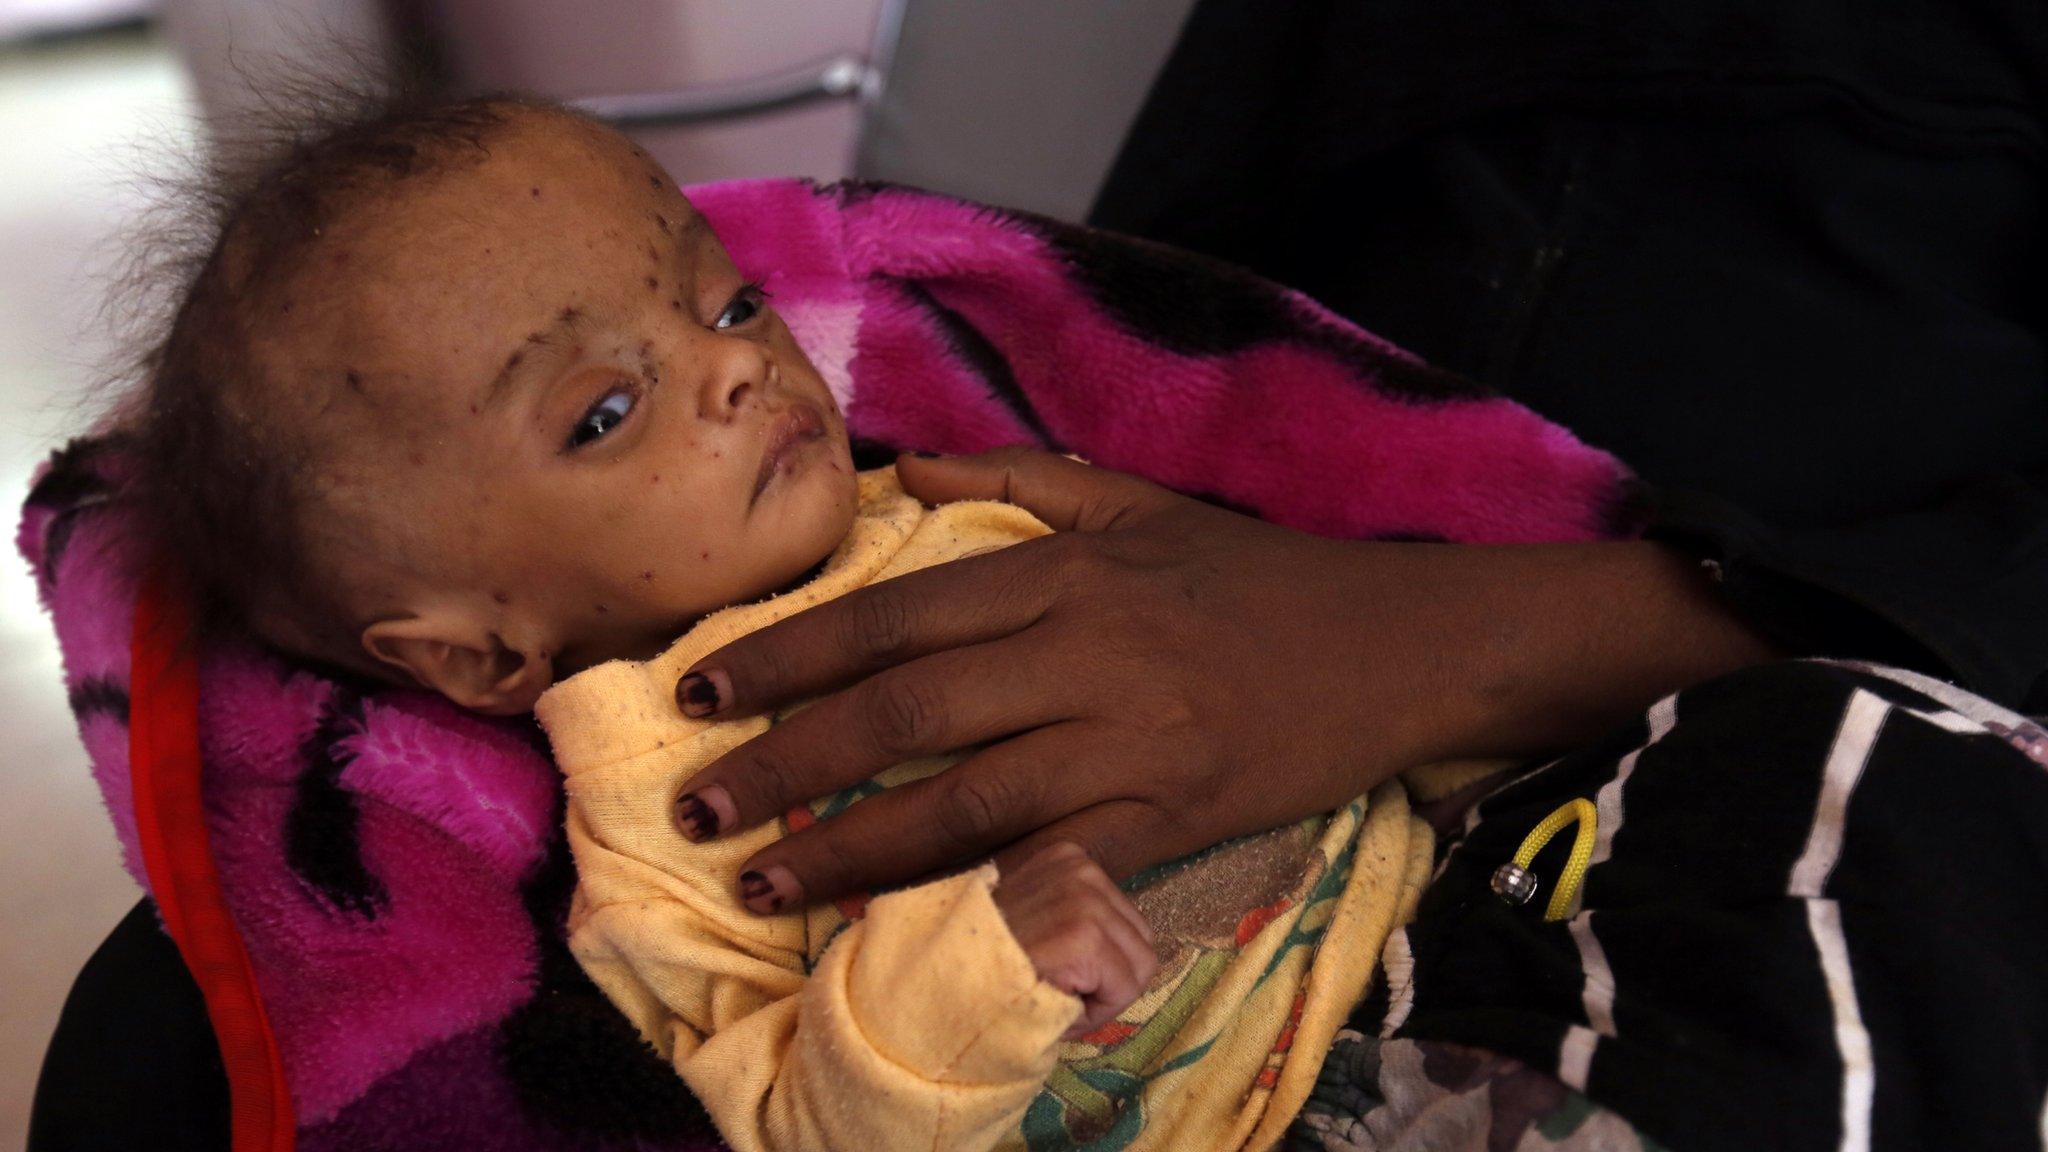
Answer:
[
  {"xmin": 858, "ymin": 0, "xmax": 1194, "ymax": 221},
  {"xmin": 160, "ymin": 0, "xmax": 1194, "ymax": 221},
  {"xmin": 430, "ymin": 0, "xmax": 885, "ymax": 185},
  {"xmin": 0, "ymin": 30, "xmax": 192, "ymax": 1149},
  {"xmin": 163, "ymin": 0, "xmax": 888, "ymax": 186}
]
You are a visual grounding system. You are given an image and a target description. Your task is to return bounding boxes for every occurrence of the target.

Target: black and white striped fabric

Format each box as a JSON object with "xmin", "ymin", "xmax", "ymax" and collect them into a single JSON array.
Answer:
[{"xmin": 1324, "ymin": 660, "xmax": 2048, "ymax": 1152}]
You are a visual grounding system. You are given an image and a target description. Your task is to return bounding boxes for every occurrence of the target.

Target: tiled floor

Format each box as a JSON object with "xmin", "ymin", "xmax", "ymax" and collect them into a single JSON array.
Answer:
[{"xmin": 0, "ymin": 26, "xmax": 196, "ymax": 1147}]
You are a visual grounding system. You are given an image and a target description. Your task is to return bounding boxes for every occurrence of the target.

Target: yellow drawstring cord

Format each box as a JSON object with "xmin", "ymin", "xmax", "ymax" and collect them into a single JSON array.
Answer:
[{"xmin": 1490, "ymin": 798, "xmax": 1598, "ymax": 922}]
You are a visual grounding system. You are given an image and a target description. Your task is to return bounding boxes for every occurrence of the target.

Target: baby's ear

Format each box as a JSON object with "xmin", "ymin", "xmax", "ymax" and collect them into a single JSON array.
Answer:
[{"xmin": 362, "ymin": 614, "xmax": 554, "ymax": 715}]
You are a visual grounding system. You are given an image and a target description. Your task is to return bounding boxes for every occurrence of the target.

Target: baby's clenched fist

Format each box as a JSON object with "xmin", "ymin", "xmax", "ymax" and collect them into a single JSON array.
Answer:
[{"xmin": 992, "ymin": 842, "xmax": 1159, "ymax": 1040}]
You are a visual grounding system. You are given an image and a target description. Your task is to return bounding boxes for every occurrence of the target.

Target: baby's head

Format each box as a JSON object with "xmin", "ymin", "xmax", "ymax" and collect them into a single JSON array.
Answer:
[{"xmin": 135, "ymin": 97, "xmax": 858, "ymax": 713}]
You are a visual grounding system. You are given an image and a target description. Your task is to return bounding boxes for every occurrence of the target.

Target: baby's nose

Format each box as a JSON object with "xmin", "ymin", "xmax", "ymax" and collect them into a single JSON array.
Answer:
[{"xmin": 698, "ymin": 344, "xmax": 769, "ymax": 422}]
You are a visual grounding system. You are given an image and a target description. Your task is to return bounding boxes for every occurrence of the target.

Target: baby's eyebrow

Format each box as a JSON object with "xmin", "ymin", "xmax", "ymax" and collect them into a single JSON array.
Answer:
[
  {"xmin": 478, "ymin": 214, "xmax": 712, "ymax": 406},
  {"xmin": 485, "ymin": 305, "xmax": 592, "ymax": 406}
]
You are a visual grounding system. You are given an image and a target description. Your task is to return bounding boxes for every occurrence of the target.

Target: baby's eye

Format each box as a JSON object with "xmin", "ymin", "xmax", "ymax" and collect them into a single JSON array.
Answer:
[
  {"xmin": 567, "ymin": 388, "xmax": 635, "ymax": 449},
  {"xmin": 713, "ymin": 283, "xmax": 768, "ymax": 331}
]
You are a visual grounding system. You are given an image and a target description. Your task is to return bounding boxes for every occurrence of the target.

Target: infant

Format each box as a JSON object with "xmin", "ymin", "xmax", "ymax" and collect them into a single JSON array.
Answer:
[{"xmin": 132, "ymin": 97, "xmax": 1434, "ymax": 1151}]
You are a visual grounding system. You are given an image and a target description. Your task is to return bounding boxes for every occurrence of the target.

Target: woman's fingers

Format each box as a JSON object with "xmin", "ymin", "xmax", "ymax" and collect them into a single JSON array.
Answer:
[
  {"xmin": 894, "ymin": 448, "xmax": 1181, "ymax": 533},
  {"xmin": 677, "ymin": 539, "xmax": 1056, "ymax": 720},
  {"xmin": 733, "ymin": 725, "xmax": 1105, "ymax": 911},
  {"xmin": 678, "ymin": 633, "xmax": 1082, "ymax": 842},
  {"xmin": 991, "ymin": 798, "xmax": 1187, "ymax": 887},
  {"xmin": 679, "ymin": 449, "xmax": 1186, "ymax": 723}
]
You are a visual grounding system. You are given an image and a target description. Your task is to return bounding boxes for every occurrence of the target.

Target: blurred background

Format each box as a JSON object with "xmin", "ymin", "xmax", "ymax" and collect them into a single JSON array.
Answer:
[{"xmin": 0, "ymin": 0, "xmax": 1196, "ymax": 1144}]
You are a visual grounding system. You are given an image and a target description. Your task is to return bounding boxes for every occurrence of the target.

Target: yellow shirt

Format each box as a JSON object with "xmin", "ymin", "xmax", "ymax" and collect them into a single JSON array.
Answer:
[{"xmin": 536, "ymin": 467, "xmax": 1445, "ymax": 1152}]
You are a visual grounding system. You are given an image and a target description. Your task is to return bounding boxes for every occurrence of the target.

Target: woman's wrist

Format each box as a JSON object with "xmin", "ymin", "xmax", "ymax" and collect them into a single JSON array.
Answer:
[{"xmin": 1416, "ymin": 540, "xmax": 1785, "ymax": 763}]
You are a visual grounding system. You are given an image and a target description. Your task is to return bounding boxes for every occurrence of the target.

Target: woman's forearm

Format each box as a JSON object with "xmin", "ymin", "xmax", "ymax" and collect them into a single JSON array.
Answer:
[{"xmin": 1420, "ymin": 540, "xmax": 1785, "ymax": 762}]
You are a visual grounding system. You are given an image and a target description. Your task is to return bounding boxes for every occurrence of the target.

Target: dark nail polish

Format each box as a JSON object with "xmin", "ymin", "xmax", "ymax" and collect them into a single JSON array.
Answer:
[
  {"xmin": 677, "ymin": 672, "xmax": 721, "ymax": 717},
  {"xmin": 739, "ymin": 870, "xmax": 781, "ymax": 911},
  {"xmin": 905, "ymin": 450, "xmax": 940, "ymax": 459},
  {"xmin": 676, "ymin": 793, "xmax": 719, "ymax": 841}
]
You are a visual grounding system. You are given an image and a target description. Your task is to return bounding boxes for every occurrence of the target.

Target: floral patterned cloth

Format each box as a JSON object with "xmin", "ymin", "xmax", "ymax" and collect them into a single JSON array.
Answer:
[{"xmin": 1290, "ymin": 1032, "xmax": 1661, "ymax": 1152}]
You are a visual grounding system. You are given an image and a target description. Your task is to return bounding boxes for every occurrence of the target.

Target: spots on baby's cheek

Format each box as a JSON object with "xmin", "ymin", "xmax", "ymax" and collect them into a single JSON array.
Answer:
[
  {"xmin": 280, "ymin": 298, "xmax": 294, "ymax": 315},
  {"xmin": 669, "ymin": 298, "xmax": 684, "ymax": 312},
  {"xmin": 648, "ymin": 174, "xmax": 662, "ymax": 190},
  {"xmin": 649, "ymin": 472, "xmax": 661, "ymax": 484},
  {"xmin": 699, "ymin": 549, "xmax": 710, "ymax": 561},
  {"xmin": 492, "ymin": 590, "xmax": 510, "ymax": 605},
  {"xmin": 468, "ymin": 403, "xmax": 481, "ymax": 415},
  {"xmin": 408, "ymin": 451, "xmax": 426, "ymax": 466},
  {"xmin": 645, "ymin": 276, "xmax": 659, "ymax": 291},
  {"xmin": 654, "ymin": 213, "xmax": 671, "ymax": 232},
  {"xmin": 558, "ymin": 305, "xmax": 583, "ymax": 324},
  {"xmin": 594, "ymin": 603, "xmax": 609, "ymax": 614},
  {"xmin": 530, "ymin": 186, "xmax": 542, "ymax": 199},
  {"xmin": 344, "ymin": 370, "xmax": 365, "ymax": 394},
  {"xmin": 639, "ymin": 570, "xmax": 655, "ymax": 582},
  {"xmin": 646, "ymin": 242, "xmax": 661, "ymax": 263}
]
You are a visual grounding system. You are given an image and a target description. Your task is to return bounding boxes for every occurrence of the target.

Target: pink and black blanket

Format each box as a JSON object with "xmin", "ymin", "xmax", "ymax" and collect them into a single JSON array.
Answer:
[{"xmin": 19, "ymin": 180, "xmax": 1634, "ymax": 1152}]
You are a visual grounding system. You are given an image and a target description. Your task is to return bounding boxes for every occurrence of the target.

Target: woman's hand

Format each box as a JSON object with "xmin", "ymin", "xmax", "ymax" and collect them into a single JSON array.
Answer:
[{"xmin": 673, "ymin": 449, "xmax": 1780, "ymax": 914}]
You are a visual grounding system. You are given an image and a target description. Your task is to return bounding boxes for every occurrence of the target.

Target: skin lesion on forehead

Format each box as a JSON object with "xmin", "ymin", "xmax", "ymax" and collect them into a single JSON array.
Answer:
[
  {"xmin": 483, "ymin": 304, "xmax": 593, "ymax": 408},
  {"xmin": 501, "ymin": 302, "xmax": 583, "ymax": 369},
  {"xmin": 480, "ymin": 207, "xmax": 713, "ymax": 411},
  {"xmin": 286, "ymin": 113, "xmax": 718, "ymax": 438}
]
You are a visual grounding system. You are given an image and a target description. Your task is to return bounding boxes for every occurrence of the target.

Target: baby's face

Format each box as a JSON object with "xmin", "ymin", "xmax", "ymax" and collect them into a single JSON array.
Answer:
[{"xmin": 266, "ymin": 111, "xmax": 859, "ymax": 709}]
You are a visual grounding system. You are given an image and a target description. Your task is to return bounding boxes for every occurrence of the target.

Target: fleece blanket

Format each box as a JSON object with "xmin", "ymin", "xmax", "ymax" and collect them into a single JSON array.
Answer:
[{"xmin": 19, "ymin": 179, "xmax": 1636, "ymax": 1152}]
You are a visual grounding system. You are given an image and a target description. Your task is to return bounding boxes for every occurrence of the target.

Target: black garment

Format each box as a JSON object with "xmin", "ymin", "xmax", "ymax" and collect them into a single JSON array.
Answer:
[
  {"xmin": 1296, "ymin": 660, "xmax": 2048, "ymax": 1152},
  {"xmin": 29, "ymin": 900, "xmax": 229, "ymax": 1151},
  {"xmin": 1092, "ymin": 0, "xmax": 2048, "ymax": 710}
]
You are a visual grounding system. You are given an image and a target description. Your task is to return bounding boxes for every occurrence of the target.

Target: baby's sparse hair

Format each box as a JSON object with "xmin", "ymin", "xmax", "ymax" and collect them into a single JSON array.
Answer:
[{"xmin": 123, "ymin": 86, "xmax": 583, "ymax": 670}]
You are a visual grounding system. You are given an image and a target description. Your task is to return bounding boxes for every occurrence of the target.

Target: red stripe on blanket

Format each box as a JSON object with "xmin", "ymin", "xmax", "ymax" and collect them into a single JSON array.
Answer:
[{"xmin": 131, "ymin": 569, "xmax": 296, "ymax": 1152}]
